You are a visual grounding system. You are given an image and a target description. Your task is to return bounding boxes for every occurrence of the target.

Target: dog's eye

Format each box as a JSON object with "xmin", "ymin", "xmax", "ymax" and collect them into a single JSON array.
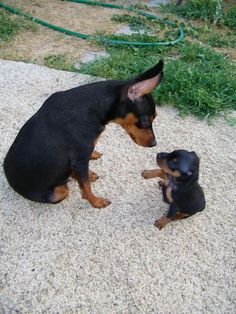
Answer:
[
  {"xmin": 135, "ymin": 121, "xmax": 142, "ymax": 129},
  {"xmin": 135, "ymin": 119, "xmax": 151, "ymax": 129}
]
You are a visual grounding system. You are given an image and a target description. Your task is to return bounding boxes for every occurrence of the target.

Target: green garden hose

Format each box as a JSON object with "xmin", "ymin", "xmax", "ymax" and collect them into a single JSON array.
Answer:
[{"xmin": 0, "ymin": 0, "xmax": 184, "ymax": 46}]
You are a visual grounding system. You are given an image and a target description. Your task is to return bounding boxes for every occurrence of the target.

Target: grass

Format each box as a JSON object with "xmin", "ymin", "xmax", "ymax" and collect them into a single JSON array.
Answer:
[
  {"xmin": 0, "ymin": 4, "xmax": 235, "ymax": 119},
  {"xmin": 160, "ymin": 0, "xmax": 236, "ymax": 30},
  {"xmin": 43, "ymin": 54, "xmax": 77, "ymax": 72},
  {"xmin": 223, "ymin": 6, "xmax": 236, "ymax": 29},
  {"xmin": 79, "ymin": 35, "xmax": 236, "ymax": 119},
  {"xmin": 160, "ymin": 0, "xmax": 220, "ymax": 22},
  {"xmin": 183, "ymin": 23, "xmax": 236, "ymax": 48},
  {"xmin": 111, "ymin": 14, "xmax": 152, "ymax": 32},
  {"xmin": 226, "ymin": 116, "xmax": 236, "ymax": 127},
  {"xmin": 0, "ymin": 9, "xmax": 36, "ymax": 41}
]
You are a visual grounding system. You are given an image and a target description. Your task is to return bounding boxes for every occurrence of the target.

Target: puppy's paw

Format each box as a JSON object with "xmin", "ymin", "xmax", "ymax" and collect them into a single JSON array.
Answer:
[
  {"xmin": 154, "ymin": 216, "xmax": 171, "ymax": 230},
  {"xmin": 92, "ymin": 197, "xmax": 111, "ymax": 208},
  {"xmin": 158, "ymin": 180, "xmax": 165, "ymax": 188},
  {"xmin": 142, "ymin": 169, "xmax": 164, "ymax": 179},
  {"xmin": 142, "ymin": 170, "xmax": 152, "ymax": 179}
]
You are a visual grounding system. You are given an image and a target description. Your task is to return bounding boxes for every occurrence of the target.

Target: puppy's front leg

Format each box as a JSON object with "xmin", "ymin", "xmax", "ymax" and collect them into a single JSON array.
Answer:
[{"xmin": 142, "ymin": 168, "xmax": 165, "ymax": 179}]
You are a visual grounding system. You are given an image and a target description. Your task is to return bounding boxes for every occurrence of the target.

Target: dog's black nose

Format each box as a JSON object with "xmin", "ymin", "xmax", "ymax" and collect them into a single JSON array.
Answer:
[{"xmin": 150, "ymin": 139, "xmax": 157, "ymax": 147}]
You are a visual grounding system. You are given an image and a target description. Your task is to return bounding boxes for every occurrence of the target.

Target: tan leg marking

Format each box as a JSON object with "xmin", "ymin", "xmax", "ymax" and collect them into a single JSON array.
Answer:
[
  {"xmin": 78, "ymin": 179, "xmax": 110, "ymax": 208},
  {"xmin": 91, "ymin": 150, "xmax": 103, "ymax": 160},
  {"xmin": 174, "ymin": 212, "xmax": 190, "ymax": 220},
  {"xmin": 154, "ymin": 215, "xmax": 171, "ymax": 230},
  {"xmin": 51, "ymin": 184, "xmax": 69, "ymax": 203},
  {"xmin": 89, "ymin": 170, "xmax": 99, "ymax": 182},
  {"xmin": 166, "ymin": 186, "xmax": 174, "ymax": 203}
]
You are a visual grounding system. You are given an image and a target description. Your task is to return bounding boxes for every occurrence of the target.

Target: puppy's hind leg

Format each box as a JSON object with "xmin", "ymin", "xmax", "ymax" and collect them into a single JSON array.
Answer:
[{"xmin": 173, "ymin": 212, "xmax": 190, "ymax": 220}]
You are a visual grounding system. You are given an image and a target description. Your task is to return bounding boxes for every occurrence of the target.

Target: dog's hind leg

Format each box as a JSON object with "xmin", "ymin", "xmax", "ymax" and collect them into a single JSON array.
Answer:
[
  {"xmin": 49, "ymin": 184, "xmax": 69, "ymax": 203},
  {"xmin": 27, "ymin": 184, "xmax": 69, "ymax": 204}
]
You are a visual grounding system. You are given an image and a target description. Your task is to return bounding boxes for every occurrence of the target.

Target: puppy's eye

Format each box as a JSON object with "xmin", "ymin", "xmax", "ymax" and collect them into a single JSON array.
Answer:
[{"xmin": 169, "ymin": 159, "xmax": 177, "ymax": 169}]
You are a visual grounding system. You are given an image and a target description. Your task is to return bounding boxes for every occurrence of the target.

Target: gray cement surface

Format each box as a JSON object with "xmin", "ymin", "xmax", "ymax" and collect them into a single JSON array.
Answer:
[{"xmin": 0, "ymin": 60, "xmax": 235, "ymax": 314}]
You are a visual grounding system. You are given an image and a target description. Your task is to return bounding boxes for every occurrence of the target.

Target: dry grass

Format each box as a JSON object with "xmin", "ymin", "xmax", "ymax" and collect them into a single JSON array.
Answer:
[
  {"xmin": 5, "ymin": 0, "xmax": 123, "ymax": 34},
  {"xmin": 0, "ymin": 0, "xmax": 126, "ymax": 65}
]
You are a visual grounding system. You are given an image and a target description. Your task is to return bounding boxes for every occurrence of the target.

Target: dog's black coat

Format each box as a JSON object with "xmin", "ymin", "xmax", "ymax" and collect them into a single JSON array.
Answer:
[{"xmin": 4, "ymin": 61, "xmax": 163, "ymax": 205}]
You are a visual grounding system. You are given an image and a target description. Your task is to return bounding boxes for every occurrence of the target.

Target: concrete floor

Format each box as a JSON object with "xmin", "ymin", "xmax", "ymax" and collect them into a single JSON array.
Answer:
[{"xmin": 0, "ymin": 60, "xmax": 235, "ymax": 314}]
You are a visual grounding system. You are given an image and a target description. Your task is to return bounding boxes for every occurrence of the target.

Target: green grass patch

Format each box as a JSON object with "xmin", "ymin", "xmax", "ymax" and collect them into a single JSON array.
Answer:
[
  {"xmin": 79, "ymin": 36, "xmax": 236, "ymax": 119},
  {"xmin": 111, "ymin": 14, "xmax": 152, "ymax": 32},
  {"xmin": 44, "ymin": 54, "xmax": 77, "ymax": 72},
  {"xmin": 0, "ymin": 9, "xmax": 37, "ymax": 41},
  {"xmin": 160, "ymin": 0, "xmax": 219, "ymax": 22},
  {"xmin": 226, "ymin": 116, "xmax": 236, "ymax": 127},
  {"xmin": 160, "ymin": 1, "xmax": 236, "ymax": 30},
  {"xmin": 223, "ymin": 6, "xmax": 236, "ymax": 29},
  {"xmin": 183, "ymin": 23, "xmax": 236, "ymax": 48}
]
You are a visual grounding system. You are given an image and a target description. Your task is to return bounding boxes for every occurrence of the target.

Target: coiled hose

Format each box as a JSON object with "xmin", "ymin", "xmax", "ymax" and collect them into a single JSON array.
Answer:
[{"xmin": 0, "ymin": 0, "xmax": 184, "ymax": 46}]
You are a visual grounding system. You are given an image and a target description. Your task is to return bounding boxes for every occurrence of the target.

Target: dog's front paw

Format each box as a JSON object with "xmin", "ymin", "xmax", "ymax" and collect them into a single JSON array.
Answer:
[
  {"xmin": 154, "ymin": 216, "xmax": 171, "ymax": 230},
  {"xmin": 89, "ymin": 170, "xmax": 99, "ymax": 182},
  {"xmin": 91, "ymin": 151, "xmax": 103, "ymax": 160},
  {"xmin": 92, "ymin": 197, "xmax": 111, "ymax": 208}
]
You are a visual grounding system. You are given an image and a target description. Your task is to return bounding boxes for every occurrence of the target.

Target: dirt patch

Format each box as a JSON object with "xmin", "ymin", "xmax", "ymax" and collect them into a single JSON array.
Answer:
[
  {"xmin": 5, "ymin": 0, "xmax": 124, "ymax": 34},
  {"xmin": 0, "ymin": 28, "xmax": 99, "ymax": 65}
]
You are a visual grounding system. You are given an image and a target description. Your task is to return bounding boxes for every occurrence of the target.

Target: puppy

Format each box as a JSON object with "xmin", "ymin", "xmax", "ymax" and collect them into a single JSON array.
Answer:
[
  {"xmin": 4, "ymin": 61, "xmax": 164, "ymax": 207},
  {"xmin": 142, "ymin": 150, "xmax": 205, "ymax": 229}
]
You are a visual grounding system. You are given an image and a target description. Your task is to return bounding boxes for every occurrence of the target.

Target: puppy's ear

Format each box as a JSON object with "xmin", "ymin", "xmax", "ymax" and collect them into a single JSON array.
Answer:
[{"xmin": 127, "ymin": 60, "xmax": 164, "ymax": 101}]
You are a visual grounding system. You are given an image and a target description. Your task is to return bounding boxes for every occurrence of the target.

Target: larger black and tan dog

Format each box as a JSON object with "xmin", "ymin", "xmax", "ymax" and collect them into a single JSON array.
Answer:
[{"xmin": 4, "ymin": 61, "xmax": 164, "ymax": 208}]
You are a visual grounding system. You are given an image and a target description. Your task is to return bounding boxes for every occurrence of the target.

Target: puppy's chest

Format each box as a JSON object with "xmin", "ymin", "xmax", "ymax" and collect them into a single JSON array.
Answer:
[{"xmin": 163, "ymin": 175, "xmax": 175, "ymax": 203}]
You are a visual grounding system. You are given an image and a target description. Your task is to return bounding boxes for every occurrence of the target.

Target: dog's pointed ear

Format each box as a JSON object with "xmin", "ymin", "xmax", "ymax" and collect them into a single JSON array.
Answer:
[{"xmin": 127, "ymin": 60, "xmax": 164, "ymax": 101}]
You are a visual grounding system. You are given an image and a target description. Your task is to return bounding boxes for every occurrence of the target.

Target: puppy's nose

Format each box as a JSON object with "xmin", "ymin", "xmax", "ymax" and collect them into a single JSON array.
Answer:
[
  {"xmin": 157, "ymin": 152, "xmax": 166, "ymax": 160},
  {"xmin": 150, "ymin": 139, "xmax": 157, "ymax": 147}
]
